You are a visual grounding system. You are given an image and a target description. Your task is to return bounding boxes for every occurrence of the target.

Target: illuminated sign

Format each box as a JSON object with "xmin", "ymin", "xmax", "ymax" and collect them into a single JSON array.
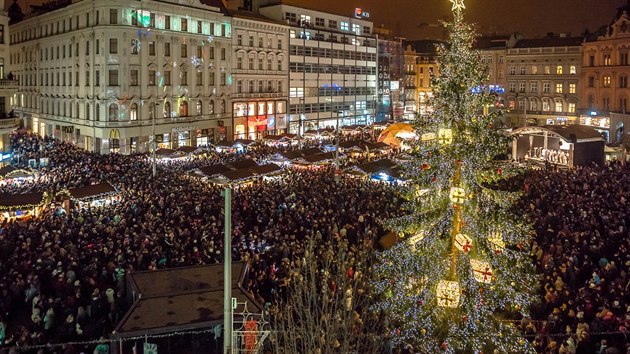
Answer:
[
  {"xmin": 354, "ymin": 8, "xmax": 370, "ymax": 18},
  {"xmin": 390, "ymin": 81, "xmax": 400, "ymax": 91}
]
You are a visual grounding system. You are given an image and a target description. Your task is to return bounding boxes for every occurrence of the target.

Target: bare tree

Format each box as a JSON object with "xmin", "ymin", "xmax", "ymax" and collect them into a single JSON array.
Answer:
[{"xmin": 268, "ymin": 235, "xmax": 387, "ymax": 354}]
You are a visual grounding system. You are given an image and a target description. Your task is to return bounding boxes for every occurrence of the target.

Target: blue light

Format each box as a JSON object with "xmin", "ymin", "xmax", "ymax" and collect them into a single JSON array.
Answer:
[{"xmin": 590, "ymin": 111, "xmax": 597, "ymax": 116}]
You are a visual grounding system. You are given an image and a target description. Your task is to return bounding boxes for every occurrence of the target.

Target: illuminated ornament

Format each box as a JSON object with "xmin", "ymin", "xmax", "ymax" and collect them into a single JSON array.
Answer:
[
  {"xmin": 421, "ymin": 163, "xmax": 431, "ymax": 171},
  {"xmin": 414, "ymin": 187, "xmax": 430, "ymax": 198},
  {"xmin": 449, "ymin": 187, "xmax": 466, "ymax": 204},
  {"xmin": 407, "ymin": 232, "xmax": 426, "ymax": 250},
  {"xmin": 436, "ymin": 280, "xmax": 460, "ymax": 308},
  {"xmin": 131, "ymin": 39, "xmax": 141, "ymax": 52},
  {"xmin": 487, "ymin": 231, "xmax": 505, "ymax": 254},
  {"xmin": 454, "ymin": 233, "xmax": 473, "ymax": 253},
  {"xmin": 208, "ymin": 35, "xmax": 214, "ymax": 43},
  {"xmin": 450, "ymin": 0, "xmax": 465, "ymax": 12},
  {"xmin": 470, "ymin": 258, "xmax": 493, "ymax": 283},
  {"xmin": 191, "ymin": 56, "xmax": 201, "ymax": 67},
  {"xmin": 421, "ymin": 132, "xmax": 436, "ymax": 141},
  {"xmin": 406, "ymin": 276, "xmax": 427, "ymax": 294},
  {"xmin": 437, "ymin": 128, "xmax": 453, "ymax": 145}
]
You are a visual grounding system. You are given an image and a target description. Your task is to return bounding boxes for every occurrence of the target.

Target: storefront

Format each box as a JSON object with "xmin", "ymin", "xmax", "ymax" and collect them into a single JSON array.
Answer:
[
  {"xmin": 579, "ymin": 110, "xmax": 611, "ymax": 142},
  {"xmin": 233, "ymin": 100, "xmax": 287, "ymax": 140}
]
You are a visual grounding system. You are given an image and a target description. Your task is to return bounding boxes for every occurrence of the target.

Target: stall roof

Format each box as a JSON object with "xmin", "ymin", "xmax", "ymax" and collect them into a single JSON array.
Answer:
[
  {"xmin": 301, "ymin": 151, "xmax": 337, "ymax": 163},
  {"xmin": 250, "ymin": 163, "xmax": 283, "ymax": 175},
  {"xmin": 228, "ymin": 159, "xmax": 259, "ymax": 170},
  {"xmin": 155, "ymin": 148, "xmax": 175, "ymax": 156},
  {"xmin": 0, "ymin": 165, "xmax": 17, "ymax": 177},
  {"xmin": 233, "ymin": 139, "xmax": 256, "ymax": 146},
  {"xmin": 354, "ymin": 159, "xmax": 398, "ymax": 174},
  {"xmin": 198, "ymin": 164, "xmax": 232, "ymax": 177},
  {"xmin": 68, "ymin": 183, "xmax": 117, "ymax": 200},
  {"xmin": 0, "ymin": 192, "xmax": 44, "ymax": 209},
  {"xmin": 512, "ymin": 125, "xmax": 605, "ymax": 143},
  {"xmin": 114, "ymin": 263, "xmax": 261, "ymax": 338},
  {"xmin": 281, "ymin": 148, "xmax": 322, "ymax": 160},
  {"xmin": 220, "ymin": 168, "xmax": 257, "ymax": 181},
  {"xmin": 176, "ymin": 146, "xmax": 197, "ymax": 154}
]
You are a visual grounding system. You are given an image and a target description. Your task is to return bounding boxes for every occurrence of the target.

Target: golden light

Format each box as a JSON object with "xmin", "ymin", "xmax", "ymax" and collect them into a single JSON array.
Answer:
[
  {"xmin": 488, "ymin": 231, "xmax": 505, "ymax": 253},
  {"xmin": 454, "ymin": 233, "xmax": 473, "ymax": 253},
  {"xmin": 437, "ymin": 128, "xmax": 453, "ymax": 145},
  {"xmin": 421, "ymin": 132, "xmax": 436, "ymax": 141},
  {"xmin": 449, "ymin": 187, "xmax": 466, "ymax": 204},
  {"xmin": 437, "ymin": 280, "xmax": 461, "ymax": 308},
  {"xmin": 470, "ymin": 258, "xmax": 493, "ymax": 284}
]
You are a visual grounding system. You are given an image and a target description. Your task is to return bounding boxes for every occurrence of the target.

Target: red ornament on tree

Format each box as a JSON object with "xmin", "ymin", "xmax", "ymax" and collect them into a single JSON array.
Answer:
[
  {"xmin": 441, "ymin": 341, "xmax": 448, "ymax": 350},
  {"xmin": 421, "ymin": 163, "xmax": 431, "ymax": 171},
  {"xmin": 497, "ymin": 168, "xmax": 503, "ymax": 175}
]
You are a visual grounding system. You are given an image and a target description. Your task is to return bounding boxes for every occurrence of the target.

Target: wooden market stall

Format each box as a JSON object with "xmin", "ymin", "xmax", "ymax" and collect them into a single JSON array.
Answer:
[
  {"xmin": 0, "ymin": 192, "xmax": 45, "ymax": 221},
  {"xmin": 61, "ymin": 182, "xmax": 120, "ymax": 210}
]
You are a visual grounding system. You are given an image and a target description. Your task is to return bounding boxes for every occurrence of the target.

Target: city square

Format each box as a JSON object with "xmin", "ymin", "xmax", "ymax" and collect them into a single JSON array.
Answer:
[{"xmin": 0, "ymin": 0, "xmax": 629, "ymax": 353}]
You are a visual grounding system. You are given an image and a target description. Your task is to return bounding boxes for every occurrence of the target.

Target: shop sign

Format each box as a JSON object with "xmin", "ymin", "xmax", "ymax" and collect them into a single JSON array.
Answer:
[{"xmin": 172, "ymin": 125, "xmax": 198, "ymax": 133}]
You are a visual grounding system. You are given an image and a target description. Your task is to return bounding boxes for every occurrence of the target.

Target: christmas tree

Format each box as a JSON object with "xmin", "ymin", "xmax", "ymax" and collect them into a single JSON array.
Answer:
[{"xmin": 373, "ymin": 1, "xmax": 537, "ymax": 352}]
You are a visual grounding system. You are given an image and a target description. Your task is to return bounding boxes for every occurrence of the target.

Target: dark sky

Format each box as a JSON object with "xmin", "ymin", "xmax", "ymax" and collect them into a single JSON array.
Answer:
[{"xmin": 6, "ymin": 0, "xmax": 629, "ymax": 39}]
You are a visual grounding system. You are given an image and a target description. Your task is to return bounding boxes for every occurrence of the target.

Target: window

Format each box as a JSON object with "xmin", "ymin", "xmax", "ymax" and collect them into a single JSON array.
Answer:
[
  {"xmin": 181, "ymin": 43, "xmax": 187, "ymax": 58},
  {"xmin": 620, "ymin": 98, "xmax": 627, "ymax": 112},
  {"xmin": 130, "ymin": 103, "xmax": 138, "ymax": 121},
  {"xmin": 278, "ymin": 81, "xmax": 283, "ymax": 93},
  {"xmin": 542, "ymin": 83, "xmax": 549, "ymax": 93},
  {"xmin": 220, "ymin": 73, "xmax": 226, "ymax": 86},
  {"xmin": 0, "ymin": 25, "xmax": 4, "ymax": 44},
  {"xmin": 285, "ymin": 12, "xmax": 296, "ymax": 23},
  {"xmin": 130, "ymin": 70, "xmax": 139, "ymax": 86},
  {"xmin": 530, "ymin": 82, "xmax": 537, "ymax": 93},
  {"xmin": 109, "ymin": 38, "xmax": 117, "ymax": 54},
  {"xmin": 267, "ymin": 58, "xmax": 272, "ymax": 70},
  {"xmin": 221, "ymin": 48, "xmax": 226, "ymax": 60},
  {"xmin": 258, "ymin": 58, "xmax": 263, "ymax": 70},
  {"xmin": 620, "ymin": 76, "xmax": 628, "ymax": 88},
  {"xmin": 555, "ymin": 101, "xmax": 563, "ymax": 112},
  {"xmin": 196, "ymin": 71, "xmax": 202, "ymax": 86},
  {"xmin": 519, "ymin": 82, "xmax": 525, "ymax": 93},
  {"xmin": 220, "ymin": 99, "xmax": 226, "ymax": 114},
  {"xmin": 165, "ymin": 43, "xmax": 171, "ymax": 56},
  {"xmin": 149, "ymin": 70, "xmax": 156, "ymax": 86},
  {"xmin": 131, "ymin": 39, "xmax": 139, "ymax": 55},
  {"xmin": 197, "ymin": 21, "xmax": 202, "ymax": 34},
  {"xmin": 315, "ymin": 17, "xmax": 325, "ymax": 26},
  {"xmin": 164, "ymin": 71, "xmax": 171, "ymax": 86},
  {"xmin": 555, "ymin": 83, "xmax": 563, "ymax": 93},
  {"xmin": 544, "ymin": 66, "xmax": 550, "ymax": 75},
  {"xmin": 95, "ymin": 70, "xmax": 100, "ymax": 86},
  {"xmin": 258, "ymin": 80, "xmax": 263, "ymax": 92},
  {"xmin": 621, "ymin": 52, "xmax": 628, "ymax": 66},
  {"xmin": 85, "ymin": 70, "xmax": 89, "ymax": 86},
  {"xmin": 299, "ymin": 14, "xmax": 310, "ymax": 26},
  {"xmin": 352, "ymin": 24, "xmax": 361, "ymax": 35},
  {"xmin": 604, "ymin": 54, "xmax": 612, "ymax": 66},
  {"xmin": 249, "ymin": 35, "xmax": 254, "ymax": 46},
  {"xmin": 289, "ymin": 87, "xmax": 304, "ymax": 97},
  {"xmin": 209, "ymin": 47, "xmax": 215, "ymax": 59},
  {"xmin": 363, "ymin": 26, "xmax": 370, "ymax": 34},
  {"xmin": 208, "ymin": 100, "xmax": 215, "ymax": 114},
  {"xmin": 258, "ymin": 36, "xmax": 263, "ymax": 47},
  {"xmin": 569, "ymin": 83, "xmax": 576, "ymax": 93},
  {"xmin": 509, "ymin": 66, "xmax": 515, "ymax": 75},
  {"xmin": 568, "ymin": 103, "xmax": 576, "ymax": 113},
  {"xmin": 569, "ymin": 65, "xmax": 576, "ymax": 74},
  {"xmin": 329, "ymin": 20, "xmax": 337, "ymax": 29},
  {"xmin": 589, "ymin": 55, "xmax": 595, "ymax": 66},
  {"xmin": 603, "ymin": 75, "xmax": 612, "ymax": 87},
  {"xmin": 529, "ymin": 100, "xmax": 537, "ymax": 111},
  {"xmin": 556, "ymin": 65, "xmax": 563, "ymax": 75},
  {"xmin": 237, "ymin": 80, "xmax": 242, "ymax": 93},
  {"xmin": 509, "ymin": 83, "xmax": 515, "ymax": 92},
  {"xmin": 179, "ymin": 101, "xmax": 188, "ymax": 116},
  {"xmin": 149, "ymin": 41, "xmax": 155, "ymax": 56},
  {"xmin": 520, "ymin": 66, "xmax": 525, "ymax": 75},
  {"xmin": 164, "ymin": 102, "xmax": 171, "ymax": 117},
  {"xmin": 248, "ymin": 80, "xmax": 254, "ymax": 92},
  {"xmin": 209, "ymin": 73, "xmax": 214, "ymax": 86},
  {"xmin": 531, "ymin": 65, "xmax": 538, "ymax": 75},
  {"xmin": 109, "ymin": 104, "xmax": 118, "ymax": 121},
  {"xmin": 108, "ymin": 70, "xmax": 118, "ymax": 86},
  {"xmin": 542, "ymin": 99, "xmax": 550, "ymax": 111},
  {"xmin": 109, "ymin": 9, "xmax": 118, "ymax": 24},
  {"xmin": 180, "ymin": 70, "xmax": 188, "ymax": 85},
  {"xmin": 340, "ymin": 22, "xmax": 349, "ymax": 31},
  {"xmin": 603, "ymin": 97, "xmax": 610, "ymax": 110},
  {"xmin": 237, "ymin": 57, "xmax": 243, "ymax": 69},
  {"xmin": 588, "ymin": 76, "xmax": 595, "ymax": 87},
  {"xmin": 237, "ymin": 34, "xmax": 243, "ymax": 45},
  {"xmin": 181, "ymin": 18, "xmax": 188, "ymax": 32}
]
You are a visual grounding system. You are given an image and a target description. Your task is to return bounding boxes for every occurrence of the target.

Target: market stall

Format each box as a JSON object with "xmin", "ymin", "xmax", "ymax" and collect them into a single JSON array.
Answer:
[
  {"xmin": 61, "ymin": 182, "xmax": 120, "ymax": 210},
  {"xmin": 0, "ymin": 192, "xmax": 45, "ymax": 221},
  {"xmin": 0, "ymin": 165, "xmax": 36, "ymax": 186}
]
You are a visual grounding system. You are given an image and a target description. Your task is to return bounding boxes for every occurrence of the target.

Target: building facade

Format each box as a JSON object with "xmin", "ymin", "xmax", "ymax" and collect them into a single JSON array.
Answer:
[
  {"xmin": 505, "ymin": 35, "xmax": 583, "ymax": 127},
  {"xmin": 373, "ymin": 26, "xmax": 403, "ymax": 122},
  {"xmin": 259, "ymin": 4, "xmax": 378, "ymax": 133},
  {"xmin": 581, "ymin": 9, "xmax": 630, "ymax": 143},
  {"xmin": 230, "ymin": 11, "xmax": 289, "ymax": 140},
  {"xmin": 9, "ymin": 0, "xmax": 232, "ymax": 154},
  {"xmin": 402, "ymin": 44, "xmax": 417, "ymax": 119},
  {"xmin": 0, "ymin": 9, "xmax": 19, "ymax": 163},
  {"xmin": 408, "ymin": 40, "xmax": 441, "ymax": 118}
]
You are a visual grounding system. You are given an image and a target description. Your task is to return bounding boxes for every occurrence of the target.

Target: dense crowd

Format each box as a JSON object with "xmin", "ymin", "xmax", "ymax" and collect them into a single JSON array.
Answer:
[
  {"xmin": 520, "ymin": 163, "xmax": 630, "ymax": 354},
  {"xmin": 0, "ymin": 132, "xmax": 399, "ymax": 353}
]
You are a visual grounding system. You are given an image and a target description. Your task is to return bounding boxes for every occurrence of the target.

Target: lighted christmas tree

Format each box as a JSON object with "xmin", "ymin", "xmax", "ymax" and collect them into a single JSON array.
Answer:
[{"xmin": 373, "ymin": 0, "xmax": 537, "ymax": 352}]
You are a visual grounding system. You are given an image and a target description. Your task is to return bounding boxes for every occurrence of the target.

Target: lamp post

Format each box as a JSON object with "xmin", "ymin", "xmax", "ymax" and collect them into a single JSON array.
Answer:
[
  {"xmin": 151, "ymin": 103, "xmax": 159, "ymax": 177},
  {"xmin": 222, "ymin": 187, "xmax": 233, "ymax": 354}
]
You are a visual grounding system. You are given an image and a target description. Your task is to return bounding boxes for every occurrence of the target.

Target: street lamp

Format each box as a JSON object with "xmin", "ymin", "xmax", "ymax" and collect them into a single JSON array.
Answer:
[{"xmin": 151, "ymin": 102, "xmax": 160, "ymax": 177}]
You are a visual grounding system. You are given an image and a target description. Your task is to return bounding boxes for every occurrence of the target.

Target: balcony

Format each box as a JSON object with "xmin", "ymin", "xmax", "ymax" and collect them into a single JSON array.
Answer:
[
  {"xmin": 0, "ymin": 79, "xmax": 19, "ymax": 90},
  {"xmin": 232, "ymin": 92, "xmax": 286, "ymax": 99}
]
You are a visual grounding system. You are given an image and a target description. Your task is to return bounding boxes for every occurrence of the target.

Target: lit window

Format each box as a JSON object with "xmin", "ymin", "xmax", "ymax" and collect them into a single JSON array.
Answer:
[
  {"xmin": 569, "ymin": 65, "xmax": 576, "ymax": 74},
  {"xmin": 340, "ymin": 22, "xmax": 349, "ymax": 31},
  {"xmin": 555, "ymin": 101, "xmax": 563, "ymax": 112},
  {"xmin": 568, "ymin": 103, "xmax": 576, "ymax": 113},
  {"xmin": 569, "ymin": 83, "xmax": 576, "ymax": 93},
  {"xmin": 603, "ymin": 75, "xmax": 612, "ymax": 87},
  {"xmin": 555, "ymin": 83, "xmax": 563, "ymax": 93},
  {"xmin": 556, "ymin": 65, "xmax": 563, "ymax": 75}
]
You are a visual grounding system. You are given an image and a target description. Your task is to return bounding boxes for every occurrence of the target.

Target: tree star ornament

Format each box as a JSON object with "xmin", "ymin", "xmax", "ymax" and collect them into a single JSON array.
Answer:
[{"xmin": 450, "ymin": 0, "xmax": 465, "ymax": 12}]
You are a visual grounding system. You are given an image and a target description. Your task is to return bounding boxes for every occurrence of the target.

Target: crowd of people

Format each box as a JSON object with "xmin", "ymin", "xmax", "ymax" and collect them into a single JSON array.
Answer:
[
  {"xmin": 0, "ymin": 132, "xmax": 399, "ymax": 353},
  {"xmin": 2, "ymin": 130, "xmax": 630, "ymax": 354},
  {"xmin": 519, "ymin": 162, "xmax": 630, "ymax": 354}
]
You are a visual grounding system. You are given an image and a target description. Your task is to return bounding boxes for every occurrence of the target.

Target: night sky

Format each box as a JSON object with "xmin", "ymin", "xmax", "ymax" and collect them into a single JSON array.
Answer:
[{"xmin": 5, "ymin": 0, "xmax": 629, "ymax": 39}]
